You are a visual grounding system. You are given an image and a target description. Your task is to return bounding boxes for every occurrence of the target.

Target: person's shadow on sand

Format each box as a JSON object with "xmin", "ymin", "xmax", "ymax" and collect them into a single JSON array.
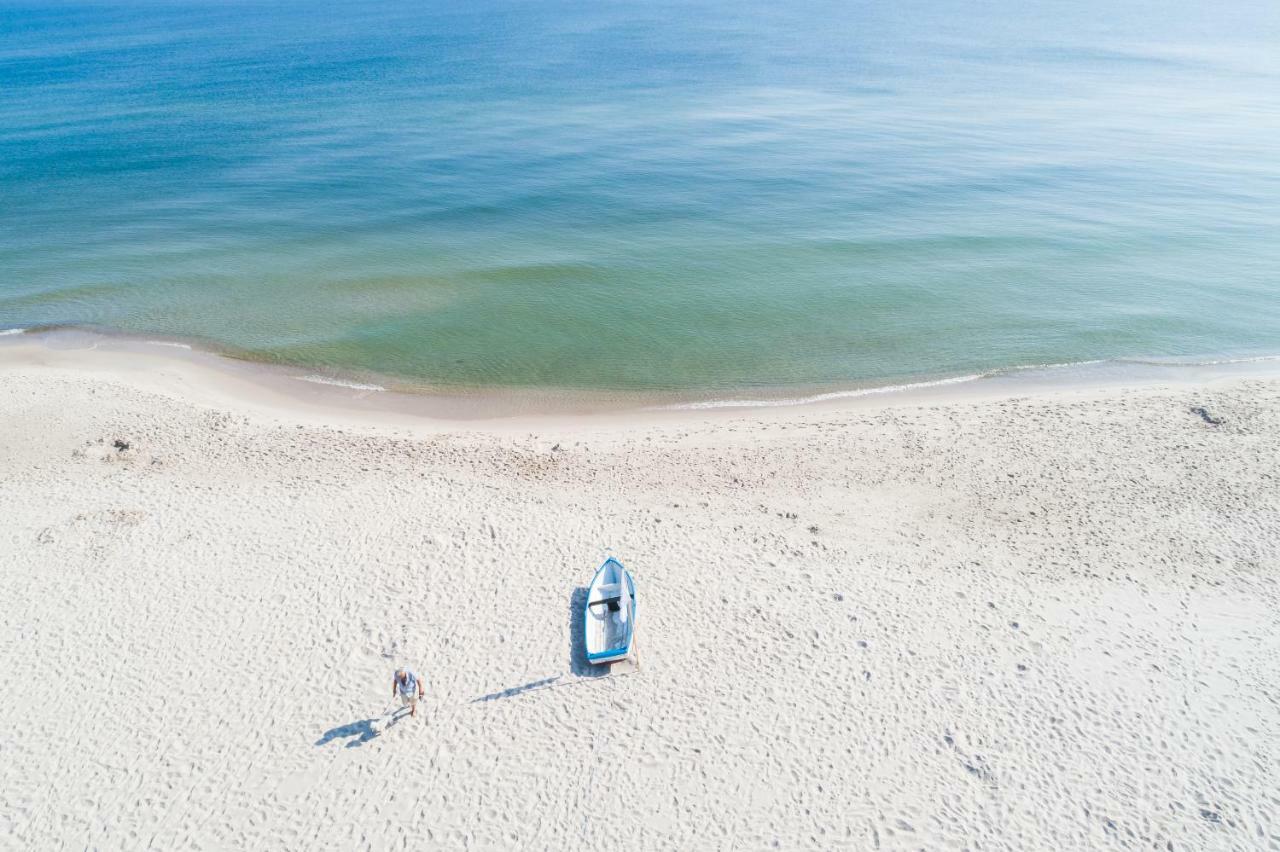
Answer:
[{"xmin": 316, "ymin": 710, "xmax": 407, "ymax": 749}]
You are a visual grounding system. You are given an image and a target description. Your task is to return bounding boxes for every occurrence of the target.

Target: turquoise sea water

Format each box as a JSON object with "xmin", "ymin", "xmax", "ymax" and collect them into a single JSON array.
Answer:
[{"xmin": 2, "ymin": 1, "xmax": 1279, "ymax": 391}]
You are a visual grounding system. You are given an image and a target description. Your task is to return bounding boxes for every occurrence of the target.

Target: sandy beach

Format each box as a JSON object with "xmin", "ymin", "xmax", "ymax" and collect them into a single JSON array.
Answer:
[{"xmin": 2, "ymin": 343, "xmax": 1278, "ymax": 850}]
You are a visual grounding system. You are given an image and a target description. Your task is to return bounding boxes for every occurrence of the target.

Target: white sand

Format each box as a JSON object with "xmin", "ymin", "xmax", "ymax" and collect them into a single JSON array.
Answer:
[{"xmin": 1, "ymin": 346, "xmax": 1278, "ymax": 850}]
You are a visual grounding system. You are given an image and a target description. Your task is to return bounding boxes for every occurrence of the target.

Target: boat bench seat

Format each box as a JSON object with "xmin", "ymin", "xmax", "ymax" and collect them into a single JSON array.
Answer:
[{"xmin": 589, "ymin": 582, "xmax": 623, "ymax": 609}]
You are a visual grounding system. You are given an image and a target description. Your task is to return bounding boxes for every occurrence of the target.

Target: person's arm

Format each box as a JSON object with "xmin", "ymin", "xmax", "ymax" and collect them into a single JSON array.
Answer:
[
  {"xmin": 391, "ymin": 677, "xmax": 397, "ymax": 699},
  {"xmin": 418, "ymin": 678, "xmax": 425, "ymax": 699}
]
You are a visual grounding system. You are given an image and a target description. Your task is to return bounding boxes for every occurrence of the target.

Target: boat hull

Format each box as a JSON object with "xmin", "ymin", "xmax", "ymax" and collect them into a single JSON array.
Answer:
[{"xmin": 583, "ymin": 557, "xmax": 636, "ymax": 665}]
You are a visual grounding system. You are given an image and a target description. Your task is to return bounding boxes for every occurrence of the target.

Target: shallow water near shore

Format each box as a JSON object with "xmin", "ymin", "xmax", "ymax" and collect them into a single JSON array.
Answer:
[
  {"xmin": 2, "ymin": 0, "xmax": 1279, "ymax": 390},
  {"xmin": 5, "ymin": 327, "xmax": 1279, "ymax": 423}
]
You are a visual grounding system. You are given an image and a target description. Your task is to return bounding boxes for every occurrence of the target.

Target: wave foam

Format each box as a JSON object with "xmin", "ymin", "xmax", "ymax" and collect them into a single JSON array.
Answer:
[
  {"xmin": 662, "ymin": 350, "xmax": 1280, "ymax": 412},
  {"xmin": 1117, "ymin": 354, "xmax": 1280, "ymax": 367},
  {"xmin": 297, "ymin": 375, "xmax": 386, "ymax": 392},
  {"xmin": 997, "ymin": 359, "xmax": 1108, "ymax": 373},
  {"xmin": 144, "ymin": 340, "xmax": 192, "ymax": 350},
  {"xmin": 667, "ymin": 374, "xmax": 984, "ymax": 410},
  {"xmin": 0, "ymin": 328, "xmax": 24, "ymax": 337}
]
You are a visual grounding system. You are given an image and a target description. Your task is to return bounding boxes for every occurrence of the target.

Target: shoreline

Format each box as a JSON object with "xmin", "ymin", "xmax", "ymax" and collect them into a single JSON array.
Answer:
[{"xmin": 3, "ymin": 325, "xmax": 1279, "ymax": 429}]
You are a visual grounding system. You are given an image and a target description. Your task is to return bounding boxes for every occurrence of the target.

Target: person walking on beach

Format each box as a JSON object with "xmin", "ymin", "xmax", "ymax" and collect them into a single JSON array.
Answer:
[{"xmin": 392, "ymin": 667, "xmax": 426, "ymax": 718}]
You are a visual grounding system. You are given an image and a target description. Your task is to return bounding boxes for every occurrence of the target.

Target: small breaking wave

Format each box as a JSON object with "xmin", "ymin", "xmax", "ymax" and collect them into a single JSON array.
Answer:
[
  {"xmin": 997, "ymin": 359, "xmax": 1107, "ymax": 373},
  {"xmin": 297, "ymin": 374, "xmax": 386, "ymax": 392},
  {"xmin": 0, "ymin": 328, "xmax": 24, "ymax": 337},
  {"xmin": 1116, "ymin": 354, "xmax": 1280, "ymax": 367},
  {"xmin": 143, "ymin": 340, "xmax": 192, "ymax": 350},
  {"xmin": 667, "ymin": 374, "xmax": 984, "ymax": 410},
  {"xmin": 662, "ymin": 350, "xmax": 1280, "ymax": 412}
]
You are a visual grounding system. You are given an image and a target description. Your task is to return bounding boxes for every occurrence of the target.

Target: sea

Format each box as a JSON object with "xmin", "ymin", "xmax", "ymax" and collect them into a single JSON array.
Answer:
[{"xmin": 3, "ymin": 0, "xmax": 1279, "ymax": 396}]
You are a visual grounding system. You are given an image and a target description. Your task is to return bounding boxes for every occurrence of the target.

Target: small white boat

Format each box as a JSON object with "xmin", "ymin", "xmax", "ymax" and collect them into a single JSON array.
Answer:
[{"xmin": 583, "ymin": 557, "xmax": 636, "ymax": 665}]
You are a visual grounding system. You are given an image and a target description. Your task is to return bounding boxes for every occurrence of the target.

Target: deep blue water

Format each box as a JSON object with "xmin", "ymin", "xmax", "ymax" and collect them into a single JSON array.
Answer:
[{"xmin": 2, "ymin": 0, "xmax": 1279, "ymax": 390}]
